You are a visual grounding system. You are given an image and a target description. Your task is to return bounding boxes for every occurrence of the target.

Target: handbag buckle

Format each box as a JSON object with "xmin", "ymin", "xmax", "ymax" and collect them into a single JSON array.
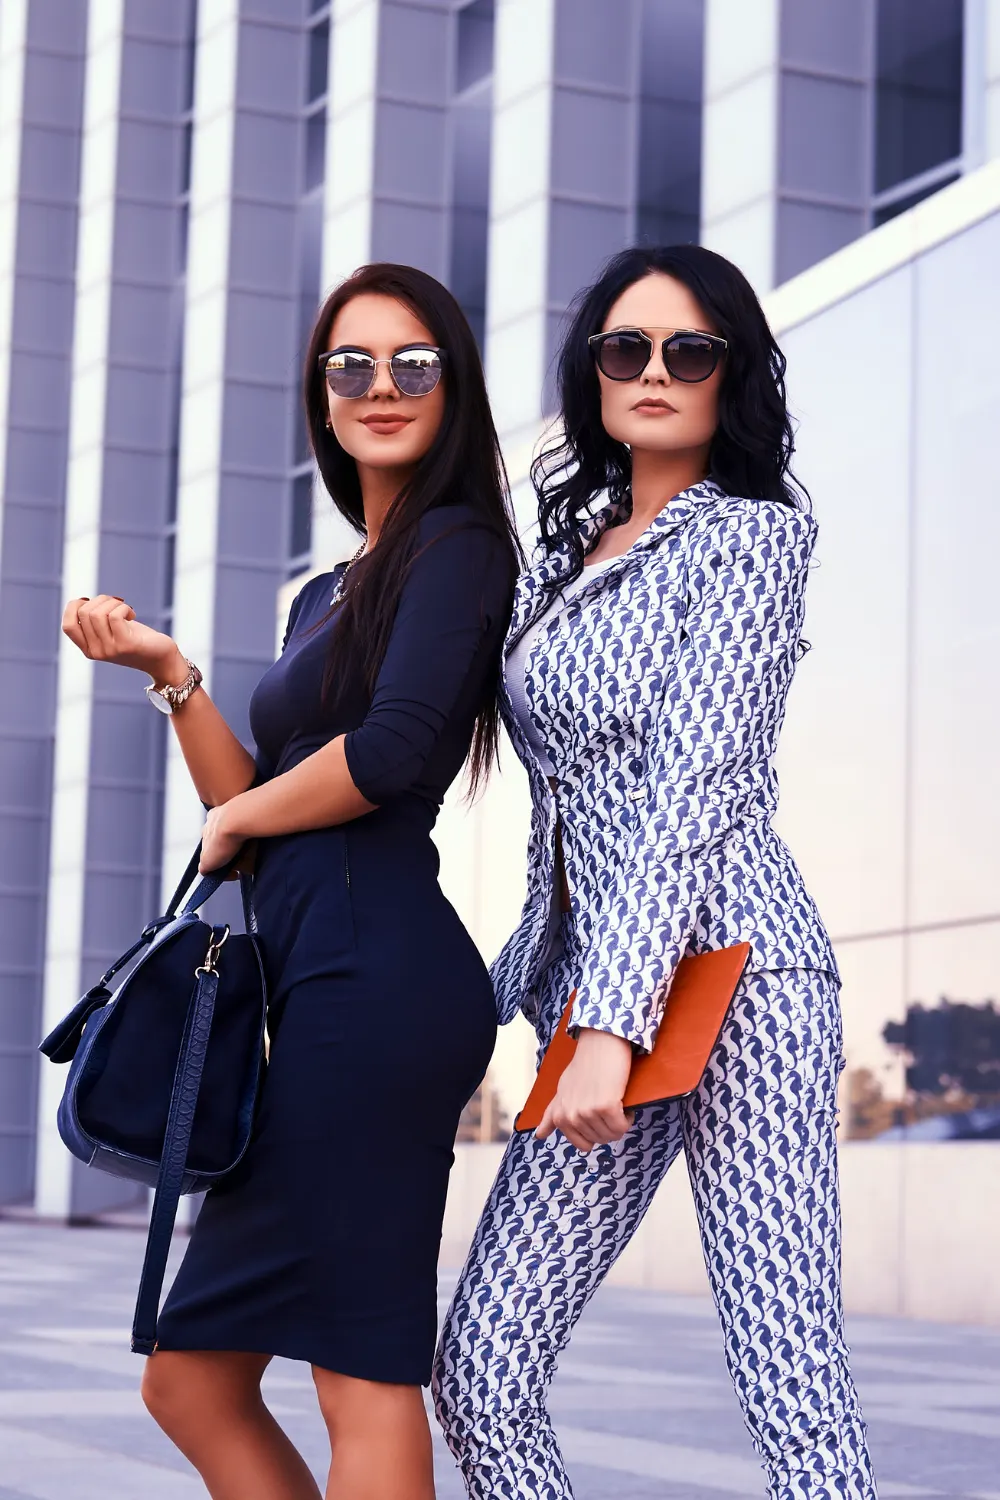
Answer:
[{"xmin": 196, "ymin": 926, "xmax": 230, "ymax": 977}]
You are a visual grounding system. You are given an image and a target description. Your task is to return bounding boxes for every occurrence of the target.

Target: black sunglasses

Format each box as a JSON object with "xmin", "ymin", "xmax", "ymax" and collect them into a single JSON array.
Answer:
[
  {"xmin": 320, "ymin": 344, "xmax": 446, "ymax": 399},
  {"xmin": 588, "ymin": 327, "xmax": 728, "ymax": 384}
]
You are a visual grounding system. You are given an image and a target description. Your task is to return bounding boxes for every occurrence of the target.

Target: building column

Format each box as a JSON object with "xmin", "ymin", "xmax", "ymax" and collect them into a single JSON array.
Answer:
[
  {"xmin": 162, "ymin": 0, "xmax": 308, "ymax": 896},
  {"xmin": 312, "ymin": 0, "xmax": 456, "ymax": 566},
  {"xmin": 700, "ymin": 0, "xmax": 781, "ymax": 293},
  {"xmin": 35, "ymin": 0, "xmax": 130, "ymax": 1220},
  {"xmin": 485, "ymin": 0, "xmax": 642, "ymax": 455},
  {"xmin": 35, "ymin": 0, "xmax": 196, "ymax": 1219},
  {"xmin": 0, "ymin": 2, "xmax": 30, "ymax": 511},
  {"xmin": 0, "ymin": 0, "xmax": 88, "ymax": 1208},
  {"xmin": 476, "ymin": 0, "xmax": 649, "ymax": 1125},
  {"xmin": 701, "ymin": 0, "xmax": 872, "ymax": 293},
  {"xmin": 324, "ymin": 0, "xmax": 453, "ymax": 291},
  {"xmin": 323, "ymin": 0, "xmax": 380, "ymax": 293}
]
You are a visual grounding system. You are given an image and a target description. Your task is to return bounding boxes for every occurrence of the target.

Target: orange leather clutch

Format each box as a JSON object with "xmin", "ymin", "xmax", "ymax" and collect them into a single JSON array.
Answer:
[{"xmin": 514, "ymin": 942, "xmax": 751, "ymax": 1132}]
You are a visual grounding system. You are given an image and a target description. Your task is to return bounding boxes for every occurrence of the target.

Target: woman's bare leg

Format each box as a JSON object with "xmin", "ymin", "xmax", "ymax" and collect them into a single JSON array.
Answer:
[
  {"xmin": 142, "ymin": 1349, "xmax": 321, "ymax": 1500},
  {"xmin": 312, "ymin": 1367, "xmax": 435, "ymax": 1500}
]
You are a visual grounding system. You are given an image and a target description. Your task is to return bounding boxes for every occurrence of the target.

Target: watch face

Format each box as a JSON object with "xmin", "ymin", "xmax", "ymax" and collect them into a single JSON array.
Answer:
[{"xmin": 145, "ymin": 684, "xmax": 174, "ymax": 715}]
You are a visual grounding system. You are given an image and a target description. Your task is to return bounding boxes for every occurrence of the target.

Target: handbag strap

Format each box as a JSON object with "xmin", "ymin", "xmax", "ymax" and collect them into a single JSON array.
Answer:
[
  {"xmin": 130, "ymin": 924, "xmax": 228, "ymax": 1356},
  {"xmin": 40, "ymin": 847, "xmax": 256, "ymax": 1069},
  {"xmin": 167, "ymin": 841, "xmax": 256, "ymax": 934},
  {"xmin": 165, "ymin": 844, "xmax": 205, "ymax": 917},
  {"xmin": 39, "ymin": 920, "xmax": 174, "ymax": 1064}
]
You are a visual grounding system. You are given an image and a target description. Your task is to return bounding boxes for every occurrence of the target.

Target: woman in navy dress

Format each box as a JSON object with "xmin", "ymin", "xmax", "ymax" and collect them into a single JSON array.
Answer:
[{"xmin": 61, "ymin": 263, "xmax": 519, "ymax": 1500}]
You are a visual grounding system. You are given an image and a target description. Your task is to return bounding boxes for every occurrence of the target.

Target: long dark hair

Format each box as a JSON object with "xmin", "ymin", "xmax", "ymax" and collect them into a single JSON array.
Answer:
[
  {"xmin": 303, "ymin": 262, "xmax": 520, "ymax": 794},
  {"xmin": 532, "ymin": 244, "xmax": 808, "ymax": 577}
]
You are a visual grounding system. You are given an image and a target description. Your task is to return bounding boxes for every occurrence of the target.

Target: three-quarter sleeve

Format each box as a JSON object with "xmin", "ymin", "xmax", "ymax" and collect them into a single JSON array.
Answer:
[
  {"xmin": 568, "ymin": 503, "xmax": 817, "ymax": 1053},
  {"xmin": 343, "ymin": 509, "xmax": 512, "ymax": 804}
]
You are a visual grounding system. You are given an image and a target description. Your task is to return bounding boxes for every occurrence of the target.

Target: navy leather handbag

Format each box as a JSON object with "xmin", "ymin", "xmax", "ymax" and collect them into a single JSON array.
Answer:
[{"xmin": 39, "ymin": 845, "xmax": 267, "ymax": 1354}]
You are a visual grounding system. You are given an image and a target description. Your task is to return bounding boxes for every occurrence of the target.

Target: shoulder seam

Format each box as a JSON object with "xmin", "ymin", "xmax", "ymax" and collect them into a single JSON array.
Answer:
[{"xmin": 701, "ymin": 498, "xmax": 815, "ymax": 534}]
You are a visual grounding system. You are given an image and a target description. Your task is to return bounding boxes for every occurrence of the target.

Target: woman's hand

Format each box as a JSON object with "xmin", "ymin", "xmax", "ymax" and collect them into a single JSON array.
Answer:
[
  {"xmin": 199, "ymin": 801, "xmax": 247, "ymax": 874},
  {"xmin": 62, "ymin": 594, "xmax": 184, "ymax": 684},
  {"xmin": 535, "ymin": 1028, "xmax": 635, "ymax": 1153}
]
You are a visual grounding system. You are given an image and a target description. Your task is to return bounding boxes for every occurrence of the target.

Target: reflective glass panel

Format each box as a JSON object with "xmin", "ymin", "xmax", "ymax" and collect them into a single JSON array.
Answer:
[{"xmin": 875, "ymin": 0, "xmax": 963, "ymax": 193}]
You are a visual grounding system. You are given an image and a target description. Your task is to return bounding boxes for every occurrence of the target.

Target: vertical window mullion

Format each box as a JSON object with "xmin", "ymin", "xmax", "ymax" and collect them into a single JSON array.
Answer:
[{"xmin": 287, "ymin": 5, "xmax": 331, "ymax": 578}]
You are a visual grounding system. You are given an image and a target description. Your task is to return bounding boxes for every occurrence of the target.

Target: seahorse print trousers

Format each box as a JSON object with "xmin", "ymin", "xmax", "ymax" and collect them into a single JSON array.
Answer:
[{"xmin": 433, "ymin": 920, "xmax": 877, "ymax": 1500}]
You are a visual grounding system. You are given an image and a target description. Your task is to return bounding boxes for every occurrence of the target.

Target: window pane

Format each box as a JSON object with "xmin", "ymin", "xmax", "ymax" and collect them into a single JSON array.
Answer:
[
  {"xmin": 456, "ymin": 0, "xmax": 494, "ymax": 94},
  {"xmin": 875, "ymin": 0, "xmax": 963, "ymax": 193},
  {"xmin": 899, "ymin": 925, "xmax": 1000, "ymax": 1140},
  {"xmin": 182, "ymin": 0, "xmax": 198, "ymax": 112},
  {"xmin": 180, "ymin": 118, "xmax": 193, "ymax": 195},
  {"xmin": 290, "ymin": 473, "xmax": 313, "ymax": 564},
  {"xmin": 293, "ymin": 375, "xmax": 312, "ymax": 464},
  {"xmin": 308, "ymin": 18, "xmax": 329, "ymax": 103},
  {"xmin": 836, "ymin": 937, "xmax": 907, "ymax": 1142},
  {"xmin": 162, "ymin": 529, "xmax": 176, "ymax": 615},
  {"xmin": 305, "ymin": 108, "xmax": 326, "ymax": 189},
  {"xmin": 449, "ymin": 93, "xmax": 491, "ymax": 349},
  {"xmin": 298, "ymin": 192, "xmax": 322, "ymax": 307},
  {"xmin": 873, "ymin": 171, "xmax": 960, "ymax": 226}
]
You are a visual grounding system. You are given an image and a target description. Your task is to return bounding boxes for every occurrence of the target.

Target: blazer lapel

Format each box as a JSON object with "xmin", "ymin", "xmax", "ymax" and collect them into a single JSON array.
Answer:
[
  {"xmin": 505, "ymin": 479, "xmax": 724, "ymax": 653},
  {"xmin": 506, "ymin": 491, "xmax": 626, "ymax": 648},
  {"xmin": 628, "ymin": 478, "xmax": 725, "ymax": 556},
  {"xmin": 505, "ymin": 542, "xmax": 574, "ymax": 649}
]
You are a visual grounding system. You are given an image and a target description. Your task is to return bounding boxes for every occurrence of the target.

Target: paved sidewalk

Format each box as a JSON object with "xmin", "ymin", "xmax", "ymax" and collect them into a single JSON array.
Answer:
[{"xmin": 1, "ymin": 1220, "xmax": 999, "ymax": 1498}]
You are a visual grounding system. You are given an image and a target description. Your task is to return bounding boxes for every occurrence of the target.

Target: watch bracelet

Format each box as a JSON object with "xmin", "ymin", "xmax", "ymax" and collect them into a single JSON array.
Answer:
[{"xmin": 162, "ymin": 659, "xmax": 202, "ymax": 708}]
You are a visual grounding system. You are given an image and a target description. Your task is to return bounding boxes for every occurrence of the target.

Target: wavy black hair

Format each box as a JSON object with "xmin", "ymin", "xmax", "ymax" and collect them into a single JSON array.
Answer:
[
  {"xmin": 532, "ymin": 244, "xmax": 808, "ymax": 578},
  {"xmin": 303, "ymin": 262, "xmax": 521, "ymax": 794}
]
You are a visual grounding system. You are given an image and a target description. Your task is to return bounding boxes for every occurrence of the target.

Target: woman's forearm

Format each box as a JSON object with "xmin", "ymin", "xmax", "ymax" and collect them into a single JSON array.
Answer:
[
  {"xmin": 224, "ymin": 735, "xmax": 376, "ymax": 839},
  {"xmin": 158, "ymin": 650, "xmax": 258, "ymax": 807}
]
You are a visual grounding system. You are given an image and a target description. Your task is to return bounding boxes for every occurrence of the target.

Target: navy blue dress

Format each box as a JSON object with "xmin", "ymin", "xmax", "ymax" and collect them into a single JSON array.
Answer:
[{"xmin": 155, "ymin": 505, "xmax": 513, "ymax": 1384}]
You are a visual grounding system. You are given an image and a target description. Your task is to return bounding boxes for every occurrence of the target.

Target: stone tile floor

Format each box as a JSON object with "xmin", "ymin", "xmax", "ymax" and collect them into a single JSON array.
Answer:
[{"xmin": 1, "ymin": 1220, "xmax": 998, "ymax": 1498}]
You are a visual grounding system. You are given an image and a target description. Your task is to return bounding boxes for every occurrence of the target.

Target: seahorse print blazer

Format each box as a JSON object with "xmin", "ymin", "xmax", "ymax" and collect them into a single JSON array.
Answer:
[{"xmin": 490, "ymin": 478, "xmax": 838, "ymax": 1054}]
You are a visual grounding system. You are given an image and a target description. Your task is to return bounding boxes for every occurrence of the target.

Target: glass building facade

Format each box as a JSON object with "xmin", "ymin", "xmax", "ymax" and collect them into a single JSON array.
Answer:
[
  {"xmin": 772, "ymin": 193, "xmax": 1000, "ymax": 1146},
  {"xmin": 0, "ymin": 0, "xmax": 998, "ymax": 1218}
]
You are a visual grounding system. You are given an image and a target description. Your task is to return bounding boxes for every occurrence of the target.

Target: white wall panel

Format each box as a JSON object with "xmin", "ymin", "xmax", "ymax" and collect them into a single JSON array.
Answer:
[
  {"xmin": 776, "ymin": 266, "xmax": 912, "ymax": 941},
  {"xmin": 908, "ymin": 213, "xmax": 1000, "ymax": 926},
  {"xmin": 702, "ymin": 0, "xmax": 779, "ymax": 98}
]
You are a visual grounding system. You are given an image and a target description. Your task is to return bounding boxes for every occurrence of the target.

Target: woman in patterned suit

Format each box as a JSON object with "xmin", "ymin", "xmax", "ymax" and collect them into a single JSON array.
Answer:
[{"xmin": 433, "ymin": 245, "xmax": 877, "ymax": 1500}]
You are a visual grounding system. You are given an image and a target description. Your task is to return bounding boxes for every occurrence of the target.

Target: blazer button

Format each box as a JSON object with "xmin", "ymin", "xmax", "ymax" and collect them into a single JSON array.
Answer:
[{"xmin": 628, "ymin": 788, "xmax": 644, "ymax": 802}]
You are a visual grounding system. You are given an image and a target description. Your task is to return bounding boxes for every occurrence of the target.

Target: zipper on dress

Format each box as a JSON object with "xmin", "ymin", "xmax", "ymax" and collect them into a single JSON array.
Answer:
[{"xmin": 342, "ymin": 832, "xmax": 357, "ymax": 948}]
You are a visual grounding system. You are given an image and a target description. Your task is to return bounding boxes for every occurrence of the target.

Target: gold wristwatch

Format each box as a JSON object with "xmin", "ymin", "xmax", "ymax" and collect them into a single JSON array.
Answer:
[{"xmin": 145, "ymin": 659, "xmax": 203, "ymax": 715}]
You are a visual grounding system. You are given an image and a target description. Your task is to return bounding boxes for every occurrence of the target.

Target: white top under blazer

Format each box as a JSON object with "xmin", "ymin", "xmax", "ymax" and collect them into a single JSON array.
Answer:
[{"xmin": 491, "ymin": 479, "xmax": 838, "ymax": 1054}]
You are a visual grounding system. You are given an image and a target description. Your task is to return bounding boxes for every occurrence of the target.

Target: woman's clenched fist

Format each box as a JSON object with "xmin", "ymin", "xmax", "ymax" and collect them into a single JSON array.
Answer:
[
  {"xmin": 535, "ymin": 1027, "xmax": 635, "ymax": 1153},
  {"xmin": 62, "ymin": 594, "xmax": 185, "ymax": 684}
]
